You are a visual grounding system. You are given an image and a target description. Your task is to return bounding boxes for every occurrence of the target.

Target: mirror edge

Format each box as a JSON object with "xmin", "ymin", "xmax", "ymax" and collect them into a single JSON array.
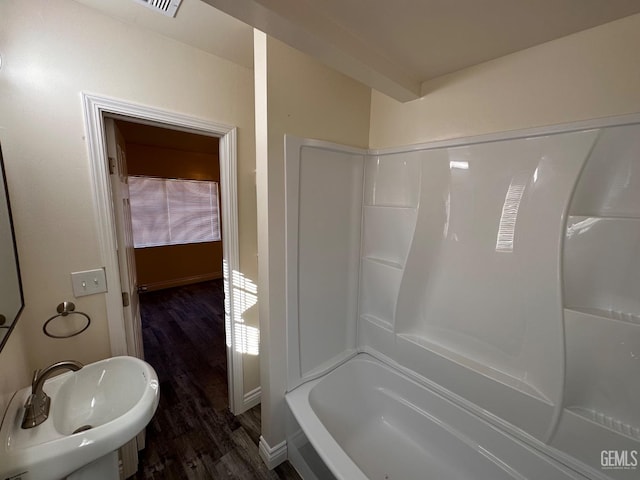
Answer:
[{"xmin": 0, "ymin": 143, "xmax": 25, "ymax": 353}]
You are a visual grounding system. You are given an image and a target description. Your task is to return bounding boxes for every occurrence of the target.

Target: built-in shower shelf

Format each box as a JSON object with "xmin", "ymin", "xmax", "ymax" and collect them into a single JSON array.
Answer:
[
  {"xmin": 568, "ymin": 407, "xmax": 640, "ymax": 440},
  {"xmin": 397, "ymin": 333, "xmax": 552, "ymax": 404},
  {"xmin": 568, "ymin": 213, "xmax": 640, "ymax": 220},
  {"xmin": 360, "ymin": 314, "xmax": 393, "ymax": 332},
  {"xmin": 362, "ymin": 256, "xmax": 403, "ymax": 270},
  {"xmin": 363, "ymin": 204, "xmax": 417, "ymax": 210},
  {"xmin": 565, "ymin": 307, "xmax": 640, "ymax": 326}
]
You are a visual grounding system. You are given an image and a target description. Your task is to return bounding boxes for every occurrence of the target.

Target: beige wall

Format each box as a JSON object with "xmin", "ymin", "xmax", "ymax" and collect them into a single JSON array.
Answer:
[
  {"xmin": 0, "ymin": 329, "xmax": 29, "ymax": 417},
  {"xmin": 135, "ymin": 243, "xmax": 223, "ymax": 291},
  {"xmin": 0, "ymin": 0, "xmax": 258, "ymax": 407},
  {"xmin": 254, "ymin": 31, "xmax": 371, "ymax": 447},
  {"xmin": 370, "ymin": 13, "xmax": 640, "ymax": 148},
  {"xmin": 125, "ymin": 144, "xmax": 220, "ymax": 181}
]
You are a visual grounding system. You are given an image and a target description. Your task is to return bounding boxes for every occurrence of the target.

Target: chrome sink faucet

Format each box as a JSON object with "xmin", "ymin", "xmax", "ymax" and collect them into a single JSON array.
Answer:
[{"xmin": 21, "ymin": 360, "xmax": 83, "ymax": 429}]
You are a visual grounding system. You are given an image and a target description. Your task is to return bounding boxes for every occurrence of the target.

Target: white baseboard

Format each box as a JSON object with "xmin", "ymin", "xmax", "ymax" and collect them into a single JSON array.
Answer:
[
  {"xmin": 259, "ymin": 436, "xmax": 288, "ymax": 470},
  {"xmin": 233, "ymin": 386, "xmax": 261, "ymax": 415},
  {"xmin": 243, "ymin": 386, "xmax": 261, "ymax": 410}
]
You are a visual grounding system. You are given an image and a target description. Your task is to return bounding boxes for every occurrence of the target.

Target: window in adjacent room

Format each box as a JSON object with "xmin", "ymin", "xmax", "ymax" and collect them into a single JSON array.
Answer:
[{"xmin": 128, "ymin": 176, "xmax": 221, "ymax": 248}]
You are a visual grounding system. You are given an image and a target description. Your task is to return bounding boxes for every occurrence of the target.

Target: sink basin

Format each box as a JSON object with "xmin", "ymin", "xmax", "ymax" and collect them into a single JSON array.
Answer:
[{"xmin": 0, "ymin": 356, "xmax": 159, "ymax": 480}]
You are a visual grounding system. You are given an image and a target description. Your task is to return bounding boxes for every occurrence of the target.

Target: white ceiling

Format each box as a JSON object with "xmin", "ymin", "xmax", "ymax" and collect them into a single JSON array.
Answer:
[
  {"xmin": 203, "ymin": 0, "xmax": 640, "ymax": 101},
  {"xmin": 72, "ymin": 0, "xmax": 254, "ymax": 69},
  {"xmin": 75, "ymin": 0, "xmax": 640, "ymax": 102},
  {"xmin": 302, "ymin": 0, "xmax": 640, "ymax": 81}
]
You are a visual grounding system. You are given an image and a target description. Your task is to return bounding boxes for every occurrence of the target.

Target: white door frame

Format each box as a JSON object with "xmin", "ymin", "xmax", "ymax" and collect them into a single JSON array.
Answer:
[{"xmin": 82, "ymin": 92, "xmax": 248, "ymax": 414}]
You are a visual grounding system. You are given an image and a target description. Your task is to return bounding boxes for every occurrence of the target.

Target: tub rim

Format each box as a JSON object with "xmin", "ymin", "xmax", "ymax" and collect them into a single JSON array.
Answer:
[{"xmin": 285, "ymin": 352, "xmax": 600, "ymax": 480}]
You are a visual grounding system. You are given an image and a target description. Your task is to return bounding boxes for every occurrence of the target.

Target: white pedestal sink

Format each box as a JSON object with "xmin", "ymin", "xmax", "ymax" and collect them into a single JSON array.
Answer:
[{"xmin": 0, "ymin": 356, "xmax": 160, "ymax": 480}]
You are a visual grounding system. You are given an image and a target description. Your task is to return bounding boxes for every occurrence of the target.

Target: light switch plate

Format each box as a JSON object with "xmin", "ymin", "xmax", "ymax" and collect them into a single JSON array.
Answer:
[{"xmin": 71, "ymin": 268, "xmax": 107, "ymax": 297}]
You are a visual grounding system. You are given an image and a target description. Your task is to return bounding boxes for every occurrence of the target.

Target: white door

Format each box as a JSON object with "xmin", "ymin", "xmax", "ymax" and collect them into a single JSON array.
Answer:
[
  {"xmin": 104, "ymin": 118, "xmax": 144, "ymax": 361},
  {"xmin": 105, "ymin": 118, "xmax": 145, "ymax": 477}
]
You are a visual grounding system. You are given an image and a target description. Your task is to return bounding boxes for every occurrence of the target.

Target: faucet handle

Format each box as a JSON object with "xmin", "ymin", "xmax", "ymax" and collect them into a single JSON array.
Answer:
[
  {"xmin": 25, "ymin": 370, "xmax": 42, "ymax": 408},
  {"xmin": 31, "ymin": 369, "xmax": 41, "ymax": 388},
  {"xmin": 24, "ymin": 393, "xmax": 35, "ymax": 408}
]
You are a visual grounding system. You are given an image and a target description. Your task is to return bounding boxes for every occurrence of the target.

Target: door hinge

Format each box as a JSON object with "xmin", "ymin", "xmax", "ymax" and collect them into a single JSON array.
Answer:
[
  {"xmin": 108, "ymin": 156, "xmax": 116, "ymax": 175},
  {"xmin": 122, "ymin": 291, "xmax": 130, "ymax": 307}
]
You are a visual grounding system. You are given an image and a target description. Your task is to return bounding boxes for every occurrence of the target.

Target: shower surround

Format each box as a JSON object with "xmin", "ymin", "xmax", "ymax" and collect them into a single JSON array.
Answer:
[{"xmin": 284, "ymin": 117, "xmax": 640, "ymax": 480}]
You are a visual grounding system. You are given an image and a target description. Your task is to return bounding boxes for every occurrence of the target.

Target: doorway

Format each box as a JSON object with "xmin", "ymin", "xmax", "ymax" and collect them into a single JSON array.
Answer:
[
  {"xmin": 113, "ymin": 119, "xmax": 223, "ymax": 293},
  {"xmin": 82, "ymin": 93, "xmax": 251, "ymax": 420},
  {"xmin": 107, "ymin": 118, "xmax": 227, "ymax": 409}
]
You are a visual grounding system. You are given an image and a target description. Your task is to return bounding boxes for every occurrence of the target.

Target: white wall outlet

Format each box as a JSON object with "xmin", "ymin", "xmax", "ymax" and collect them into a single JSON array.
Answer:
[{"xmin": 71, "ymin": 268, "xmax": 108, "ymax": 297}]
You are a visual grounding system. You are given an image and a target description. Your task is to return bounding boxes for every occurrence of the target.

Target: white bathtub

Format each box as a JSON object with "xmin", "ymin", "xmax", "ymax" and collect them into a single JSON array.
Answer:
[{"xmin": 286, "ymin": 354, "xmax": 590, "ymax": 480}]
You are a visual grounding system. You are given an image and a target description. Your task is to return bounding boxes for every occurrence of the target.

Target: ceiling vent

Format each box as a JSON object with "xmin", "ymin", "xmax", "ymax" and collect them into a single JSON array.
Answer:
[{"xmin": 133, "ymin": 0, "xmax": 183, "ymax": 18}]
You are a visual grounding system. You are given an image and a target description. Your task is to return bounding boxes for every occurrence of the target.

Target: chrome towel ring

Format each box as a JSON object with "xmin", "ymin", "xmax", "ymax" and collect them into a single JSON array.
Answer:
[{"xmin": 43, "ymin": 301, "xmax": 91, "ymax": 338}]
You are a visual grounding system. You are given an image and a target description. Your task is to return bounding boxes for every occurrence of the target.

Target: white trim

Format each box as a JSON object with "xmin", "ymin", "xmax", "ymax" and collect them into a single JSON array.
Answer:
[
  {"xmin": 370, "ymin": 112, "xmax": 640, "ymax": 156},
  {"xmin": 82, "ymin": 95, "xmax": 128, "ymax": 357},
  {"xmin": 258, "ymin": 436, "xmax": 288, "ymax": 470},
  {"xmin": 81, "ymin": 92, "xmax": 246, "ymax": 414},
  {"xmin": 218, "ymin": 126, "xmax": 245, "ymax": 415},
  {"xmin": 288, "ymin": 136, "xmax": 369, "ymax": 156},
  {"xmin": 243, "ymin": 386, "xmax": 261, "ymax": 410},
  {"xmin": 284, "ymin": 135, "xmax": 302, "ymax": 390}
]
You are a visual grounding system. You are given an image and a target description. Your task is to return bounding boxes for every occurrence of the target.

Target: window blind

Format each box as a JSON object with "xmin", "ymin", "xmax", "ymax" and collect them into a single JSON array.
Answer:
[{"xmin": 129, "ymin": 176, "xmax": 221, "ymax": 248}]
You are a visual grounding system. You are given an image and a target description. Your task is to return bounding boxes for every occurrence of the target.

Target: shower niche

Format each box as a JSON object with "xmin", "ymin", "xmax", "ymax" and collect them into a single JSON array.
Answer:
[
  {"xmin": 359, "ymin": 152, "xmax": 420, "ymax": 332},
  {"xmin": 553, "ymin": 124, "xmax": 640, "ymax": 472}
]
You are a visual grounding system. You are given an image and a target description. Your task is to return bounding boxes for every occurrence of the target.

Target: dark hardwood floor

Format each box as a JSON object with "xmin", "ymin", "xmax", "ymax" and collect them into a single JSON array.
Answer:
[{"xmin": 131, "ymin": 280, "xmax": 301, "ymax": 480}]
